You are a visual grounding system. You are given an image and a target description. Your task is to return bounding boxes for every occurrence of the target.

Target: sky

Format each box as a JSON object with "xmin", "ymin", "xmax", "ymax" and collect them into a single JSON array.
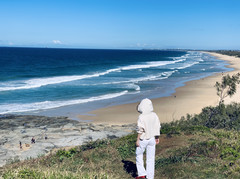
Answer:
[{"xmin": 0, "ymin": 0, "xmax": 239, "ymax": 50}]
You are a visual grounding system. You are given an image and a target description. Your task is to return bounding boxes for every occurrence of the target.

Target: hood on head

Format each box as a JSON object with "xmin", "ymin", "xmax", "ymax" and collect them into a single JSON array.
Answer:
[{"xmin": 138, "ymin": 98, "xmax": 153, "ymax": 114}]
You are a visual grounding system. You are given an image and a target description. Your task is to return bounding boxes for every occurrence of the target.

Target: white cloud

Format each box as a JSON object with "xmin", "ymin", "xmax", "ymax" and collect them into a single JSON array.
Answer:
[
  {"xmin": 52, "ymin": 40, "xmax": 62, "ymax": 44},
  {"xmin": 136, "ymin": 43, "xmax": 156, "ymax": 48}
]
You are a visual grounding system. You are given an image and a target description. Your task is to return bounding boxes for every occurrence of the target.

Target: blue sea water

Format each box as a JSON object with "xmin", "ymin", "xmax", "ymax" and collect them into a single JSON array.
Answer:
[{"xmin": 0, "ymin": 47, "xmax": 231, "ymax": 119}]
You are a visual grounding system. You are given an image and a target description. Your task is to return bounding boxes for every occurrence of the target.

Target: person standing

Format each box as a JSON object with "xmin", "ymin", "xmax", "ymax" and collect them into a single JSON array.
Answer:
[
  {"xmin": 19, "ymin": 141, "xmax": 22, "ymax": 149},
  {"xmin": 31, "ymin": 137, "xmax": 35, "ymax": 144},
  {"xmin": 136, "ymin": 98, "xmax": 161, "ymax": 179}
]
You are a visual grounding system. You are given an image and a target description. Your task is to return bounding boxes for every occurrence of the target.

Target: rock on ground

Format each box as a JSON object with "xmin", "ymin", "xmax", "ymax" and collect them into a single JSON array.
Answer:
[{"xmin": 0, "ymin": 115, "xmax": 135, "ymax": 167}]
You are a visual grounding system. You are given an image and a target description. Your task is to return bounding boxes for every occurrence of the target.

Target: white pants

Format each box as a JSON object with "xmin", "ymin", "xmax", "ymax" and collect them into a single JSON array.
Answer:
[{"xmin": 136, "ymin": 137, "xmax": 156, "ymax": 179}]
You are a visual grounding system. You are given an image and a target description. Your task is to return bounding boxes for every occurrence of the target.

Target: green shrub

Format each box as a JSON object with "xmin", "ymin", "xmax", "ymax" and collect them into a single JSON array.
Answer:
[
  {"xmin": 220, "ymin": 143, "xmax": 240, "ymax": 162},
  {"xmin": 162, "ymin": 103, "xmax": 240, "ymax": 132},
  {"xmin": 155, "ymin": 155, "xmax": 187, "ymax": 168},
  {"xmin": 18, "ymin": 168, "xmax": 41, "ymax": 178},
  {"xmin": 80, "ymin": 139, "xmax": 111, "ymax": 151},
  {"xmin": 117, "ymin": 143, "xmax": 136, "ymax": 160},
  {"xmin": 56, "ymin": 148, "xmax": 77, "ymax": 162},
  {"xmin": 186, "ymin": 140, "xmax": 220, "ymax": 158},
  {"xmin": 161, "ymin": 125, "xmax": 181, "ymax": 135},
  {"xmin": 116, "ymin": 133, "xmax": 137, "ymax": 159}
]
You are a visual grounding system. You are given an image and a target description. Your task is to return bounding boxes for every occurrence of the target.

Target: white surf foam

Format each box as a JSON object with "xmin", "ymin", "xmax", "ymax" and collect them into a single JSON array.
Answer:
[
  {"xmin": 0, "ymin": 59, "xmax": 184, "ymax": 91},
  {"xmin": 126, "ymin": 84, "xmax": 141, "ymax": 91},
  {"xmin": 101, "ymin": 70, "xmax": 177, "ymax": 85},
  {"xmin": 0, "ymin": 90, "xmax": 128, "ymax": 114},
  {"xmin": 0, "ymin": 69, "xmax": 119, "ymax": 92},
  {"xmin": 120, "ymin": 59, "xmax": 184, "ymax": 71},
  {"xmin": 176, "ymin": 62, "xmax": 200, "ymax": 70},
  {"xmin": 168, "ymin": 53, "xmax": 189, "ymax": 61}
]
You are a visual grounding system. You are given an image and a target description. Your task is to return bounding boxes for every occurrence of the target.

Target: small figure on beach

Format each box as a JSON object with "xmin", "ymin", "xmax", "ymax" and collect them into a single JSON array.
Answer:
[
  {"xmin": 135, "ymin": 98, "xmax": 161, "ymax": 179},
  {"xmin": 45, "ymin": 135, "xmax": 48, "ymax": 140},
  {"xmin": 19, "ymin": 141, "xmax": 22, "ymax": 149},
  {"xmin": 31, "ymin": 137, "xmax": 35, "ymax": 144}
]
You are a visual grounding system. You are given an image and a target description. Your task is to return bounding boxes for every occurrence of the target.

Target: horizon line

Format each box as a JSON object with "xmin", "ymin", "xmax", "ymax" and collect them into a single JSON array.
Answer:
[{"xmin": 0, "ymin": 46, "xmax": 239, "ymax": 51}]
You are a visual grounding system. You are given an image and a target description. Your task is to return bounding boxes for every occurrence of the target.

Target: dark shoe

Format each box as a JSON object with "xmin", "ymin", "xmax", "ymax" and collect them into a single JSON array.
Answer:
[{"xmin": 136, "ymin": 176, "xmax": 146, "ymax": 179}]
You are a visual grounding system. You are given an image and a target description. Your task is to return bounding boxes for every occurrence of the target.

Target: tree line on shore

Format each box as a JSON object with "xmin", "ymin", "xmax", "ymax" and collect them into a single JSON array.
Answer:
[{"xmin": 210, "ymin": 50, "xmax": 240, "ymax": 58}]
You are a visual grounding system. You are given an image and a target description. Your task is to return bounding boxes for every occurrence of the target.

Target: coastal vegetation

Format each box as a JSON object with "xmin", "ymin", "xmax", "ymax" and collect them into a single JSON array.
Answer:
[
  {"xmin": 1, "ymin": 74, "xmax": 240, "ymax": 178},
  {"xmin": 215, "ymin": 73, "xmax": 240, "ymax": 104},
  {"xmin": 2, "ymin": 103, "xmax": 240, "ymax": 178},
  {"xmin": 211, "ymin": 50, "xmax": 240, "ymax": 58}
]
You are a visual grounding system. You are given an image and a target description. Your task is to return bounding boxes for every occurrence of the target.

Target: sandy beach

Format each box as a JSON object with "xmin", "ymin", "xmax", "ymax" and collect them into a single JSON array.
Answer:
[{"xmin": 79, "ymin": 52, "xmax": 240, "ymax": 125}]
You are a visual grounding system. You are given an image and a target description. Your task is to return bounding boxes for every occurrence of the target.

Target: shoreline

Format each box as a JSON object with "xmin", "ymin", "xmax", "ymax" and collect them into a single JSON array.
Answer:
[{"xmin": 78, "ymin": 52, "xmax": 240, "ymax": 125}]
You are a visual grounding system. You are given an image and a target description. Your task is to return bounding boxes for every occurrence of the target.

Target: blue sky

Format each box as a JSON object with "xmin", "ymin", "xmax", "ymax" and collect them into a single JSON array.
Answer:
[{"xmin": 0, "ymin": 0, "xmax": 239, "ymax": 49}]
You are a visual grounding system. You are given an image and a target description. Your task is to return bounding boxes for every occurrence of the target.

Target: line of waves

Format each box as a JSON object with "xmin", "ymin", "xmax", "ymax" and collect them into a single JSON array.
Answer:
[
  {"xmin": 76, "ymin": 70, "xmax": 177, "ymax": 92},
  {"xmin": 0, "ymin": 69, "xmax": 117, "ymax": 92},
  {"xmin": 101, "ymin": 70, "xmax": 177, "ymax": 85},
  {"xmin": 0, "ymin": 90, "xmax": 128, "ymax": 114},
  {"xmin": 176, "ymin": 62, "xmax": 200, "ymax": 70},
  {"xmin": 0, "ymin": 59, "xmax": 185, "ymax": 92}
]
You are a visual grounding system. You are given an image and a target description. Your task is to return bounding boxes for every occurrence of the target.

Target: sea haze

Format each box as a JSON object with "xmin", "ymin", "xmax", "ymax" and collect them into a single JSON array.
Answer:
[{"xmin": 0, "ymin": 47, "xmax": 231, "ymax": 119}]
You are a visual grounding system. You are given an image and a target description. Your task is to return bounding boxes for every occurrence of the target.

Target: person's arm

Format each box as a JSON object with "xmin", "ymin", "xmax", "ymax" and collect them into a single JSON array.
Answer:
[
  {"xmin": 155, "ymin": 114, "xmax": 160, "ymax": 145},
  {"xmin": 136, "ymin": 133, "xmax": 141, "ymax": 147},
  {"xmin": 155, "ymin": 136, "xmax": 159, "ymax": 145},
  {"xmin": 136, "ymin": 117, "xmax": 144, "ymax": 147}
]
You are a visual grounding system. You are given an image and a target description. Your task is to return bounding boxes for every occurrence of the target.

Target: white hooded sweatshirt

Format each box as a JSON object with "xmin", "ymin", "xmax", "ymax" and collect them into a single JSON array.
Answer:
[{"xmin": 137, "ymin": 98, "xmax": 161, "ymax": 140}]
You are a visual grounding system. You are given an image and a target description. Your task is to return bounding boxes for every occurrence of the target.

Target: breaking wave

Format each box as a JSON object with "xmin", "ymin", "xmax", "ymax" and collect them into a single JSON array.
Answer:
[{"xmin": 0, "ymin": 90, "xmax": 128, "ymax": 114}]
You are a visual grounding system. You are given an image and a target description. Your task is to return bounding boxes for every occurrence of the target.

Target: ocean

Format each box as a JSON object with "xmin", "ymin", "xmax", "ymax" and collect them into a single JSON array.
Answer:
[{"xmin": 0, "ymin": 47, "xmax": 231, "ymax": 119}]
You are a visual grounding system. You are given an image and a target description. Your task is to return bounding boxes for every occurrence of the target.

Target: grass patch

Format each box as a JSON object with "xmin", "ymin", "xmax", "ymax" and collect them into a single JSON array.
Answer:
[{"xmin": 2, "ymin": 103, "xmax": 240, "ymax": 178}]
